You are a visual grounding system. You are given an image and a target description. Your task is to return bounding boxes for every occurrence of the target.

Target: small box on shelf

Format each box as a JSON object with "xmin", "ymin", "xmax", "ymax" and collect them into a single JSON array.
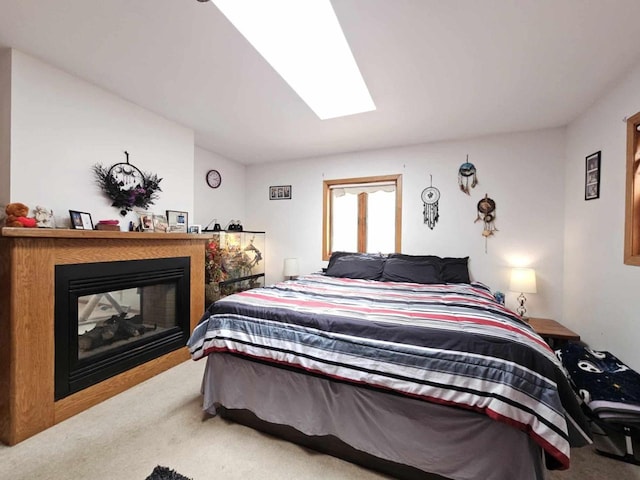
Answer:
[{"xmin": 95, "ymin": 223, "xmax": 120, "ymax": 231}]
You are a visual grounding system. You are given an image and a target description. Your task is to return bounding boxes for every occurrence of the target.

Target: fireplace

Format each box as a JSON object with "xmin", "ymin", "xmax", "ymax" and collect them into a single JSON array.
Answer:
[
  {"xmin": 1, "ymin": 229, "xmax": 204, "ymax": 445},
  {"xmin": 54, "ymin": 257, "xmax": 191, "ymax": 400}
]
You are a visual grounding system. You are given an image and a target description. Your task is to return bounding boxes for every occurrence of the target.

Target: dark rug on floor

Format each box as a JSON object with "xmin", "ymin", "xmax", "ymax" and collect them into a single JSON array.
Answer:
[{"xmin": 145, "ymin": 466, "xmax": 192, "ymax": 480}]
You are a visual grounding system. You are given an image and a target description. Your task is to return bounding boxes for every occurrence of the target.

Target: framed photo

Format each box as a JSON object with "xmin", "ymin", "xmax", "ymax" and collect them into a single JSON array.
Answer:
[
  {"xmin": 585, "ymin": 151, "xmax": 601, "ymax": 200},
  {"xmin": 138, "ymin": 212, "xmax": 154, "ymax": 232},
  {"xmin": 269, "ymin": 185, "xmax": 292, "ymax": 200},
  {"xmin": 188, "ymin": 224, "xmax": 201, "ymax": 234},
  {"xmin": 166, "ymin": 210, "xmax": 188, "ymax": 233},
  {"xmin": 152, "ymin": 214, "xmax": 169, "ymax": 233},
  {"xmin": 69, "ymin": 210, "xmax": 94, "ymax": 230}
]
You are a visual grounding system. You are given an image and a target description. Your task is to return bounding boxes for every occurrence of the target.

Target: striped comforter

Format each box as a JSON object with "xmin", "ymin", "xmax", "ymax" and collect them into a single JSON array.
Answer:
[{"xmin": 188, "ymin": 274, "xmax": 590, "ymax": 469}]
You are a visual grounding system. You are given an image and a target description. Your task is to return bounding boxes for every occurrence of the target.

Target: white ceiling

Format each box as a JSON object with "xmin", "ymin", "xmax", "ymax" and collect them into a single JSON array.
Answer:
[{"xmin": 1, "ymin": 0, "xmax": 640, "ymax": 164}]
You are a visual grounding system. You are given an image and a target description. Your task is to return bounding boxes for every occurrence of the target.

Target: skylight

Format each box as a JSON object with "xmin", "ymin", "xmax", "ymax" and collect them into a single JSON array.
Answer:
[{"xmin": 212, "ymin": 0, "xmax": 376, "ymax": 120}]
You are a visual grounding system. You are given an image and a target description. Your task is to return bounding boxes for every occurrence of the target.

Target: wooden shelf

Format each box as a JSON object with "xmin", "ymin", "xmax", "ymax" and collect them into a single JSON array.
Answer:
[{"xmin": 0, "ymin": 226, "xmax": 203, "ymax": 240}]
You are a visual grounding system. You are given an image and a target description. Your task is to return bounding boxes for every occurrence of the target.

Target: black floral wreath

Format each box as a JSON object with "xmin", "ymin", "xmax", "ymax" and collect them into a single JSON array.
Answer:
[{"xmin": 93, "ymin": 159, "xmax": 162, "ymax": 216}]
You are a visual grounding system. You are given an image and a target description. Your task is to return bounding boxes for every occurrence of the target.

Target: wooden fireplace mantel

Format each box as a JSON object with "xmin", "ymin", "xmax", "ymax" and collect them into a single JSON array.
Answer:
[{"xmin": 0, "ymin": 227, "xmax": 205, "ymax": 445}]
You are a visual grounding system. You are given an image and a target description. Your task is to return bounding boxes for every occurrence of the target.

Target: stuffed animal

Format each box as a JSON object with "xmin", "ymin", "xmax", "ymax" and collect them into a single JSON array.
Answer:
[{"xmin": 4, "ymin": 202, "xmax": 37, "ymax": 228}]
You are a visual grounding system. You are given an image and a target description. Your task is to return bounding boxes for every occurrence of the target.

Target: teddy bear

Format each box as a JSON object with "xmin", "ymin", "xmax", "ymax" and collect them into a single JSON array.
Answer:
[{"xmin": 4, "ymin": 202, "xmax": 37, "ymax": 228}]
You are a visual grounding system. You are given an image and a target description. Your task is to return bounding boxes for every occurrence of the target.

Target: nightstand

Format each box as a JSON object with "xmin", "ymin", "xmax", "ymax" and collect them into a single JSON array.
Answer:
[{"xmin": 527, "ymin": 317, "xmax": 580, "ymax": 348}]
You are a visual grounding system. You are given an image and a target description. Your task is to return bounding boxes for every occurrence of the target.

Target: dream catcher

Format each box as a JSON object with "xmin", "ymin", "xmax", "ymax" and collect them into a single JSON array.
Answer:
[
  {"xmin": 474, "ymin": 194, "xmax": 497, "ymax": 252},
  {"xmin": 458, "ymin": 155, "xmax": 478, "ymax": 195},
  {"xmin": 421, "ymin": 175, "xmax": 440, "ymax": 230}
]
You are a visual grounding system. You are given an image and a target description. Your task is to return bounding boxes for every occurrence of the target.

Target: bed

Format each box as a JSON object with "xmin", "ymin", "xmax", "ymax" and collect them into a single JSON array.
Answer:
[{"xmin": 188, "ymin": 253, "xmax": 591, "ymax": 480}]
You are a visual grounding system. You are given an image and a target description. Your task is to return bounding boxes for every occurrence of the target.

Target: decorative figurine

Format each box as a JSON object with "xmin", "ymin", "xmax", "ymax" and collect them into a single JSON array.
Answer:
[{"xmin": 33, "ymin": 205, "xmax": 55, "ymax": 228}]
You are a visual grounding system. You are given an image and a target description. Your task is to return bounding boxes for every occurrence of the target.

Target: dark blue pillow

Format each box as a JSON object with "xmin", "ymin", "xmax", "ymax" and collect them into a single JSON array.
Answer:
[
  {"xmin": 441, "ymin": 256, "xmax": 470, "ymax": 283},
  {"xmin": 388, "ymin": 253, "xmax": 441, "ymax": 264},
  {"xmin": 381, "ymin": 256, "xmax": 443, "ymax": 284},
  {"xmin": 327, "ymin": 251, "xmax": 357, "ymax": 270},
  {"xmin": 386, "ymin": 253, "xmax": 471, "ymax": 283},
  {"xmin": 325, "ymin": 253, "xmax": 385, "ymax": 280}
]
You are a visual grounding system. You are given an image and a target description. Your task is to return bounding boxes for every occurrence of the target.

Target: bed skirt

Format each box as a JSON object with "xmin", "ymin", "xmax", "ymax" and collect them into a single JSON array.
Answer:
[{"xmin": 201, "ymin": 353, "xmax": 546, "ymax": 480}]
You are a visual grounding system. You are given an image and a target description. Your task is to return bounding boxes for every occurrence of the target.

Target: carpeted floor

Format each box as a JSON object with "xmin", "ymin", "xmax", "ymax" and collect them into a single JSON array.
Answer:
[{"xmin": 0, "ymin": 359, "xmax": 639, "ymax": 480}]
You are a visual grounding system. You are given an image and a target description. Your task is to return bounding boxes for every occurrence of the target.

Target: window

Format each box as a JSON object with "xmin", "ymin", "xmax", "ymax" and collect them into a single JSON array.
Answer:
[
  {"xmin": 322, "ymin": 174, "xmax": 402, "ymax": 260},
  {"xmin": 625, "ymin": 111, "xmax": 640, "ymax": 265}
]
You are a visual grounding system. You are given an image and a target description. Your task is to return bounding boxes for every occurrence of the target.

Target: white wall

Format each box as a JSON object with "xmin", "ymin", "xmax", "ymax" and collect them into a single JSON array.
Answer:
[
  {"xmin": 564, "ymin": 62, "xmax": 640, "ymax": 370},
  {"xmin": 8, "ymin": 44, "xmax": 638, "ymax": 371},
  {"xmin": 0, "ymin": 49, "xmax": 10, "ymax": 207},
  {"xmin": 9, "ymin": 50, "xmax": 194, "ymax": 229},
  {"xmin": 246, "ymin": 128, "xmax": 566, "ymax": 319},
  {"xmin": 193, "ymin": 146, "xmax": 246, "ymax": 229}
]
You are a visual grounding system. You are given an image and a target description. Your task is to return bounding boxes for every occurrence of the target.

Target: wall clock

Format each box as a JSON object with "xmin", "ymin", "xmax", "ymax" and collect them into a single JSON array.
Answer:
[{"xmin": 206, "ymin": 169, "xmax": 222, "ymax": 189}]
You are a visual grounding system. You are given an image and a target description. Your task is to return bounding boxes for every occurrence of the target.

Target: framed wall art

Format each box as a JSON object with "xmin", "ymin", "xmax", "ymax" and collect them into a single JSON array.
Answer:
[
  {"xmin": 269, "ymin": 185, "xmax": 292, "ymax": 200},
  {"xmin": 585, "ymin": 151, "xmax": 601, "ymax": 201},
  {"xmin": 69, "ymin": 210, "xmax": 94, "ymax": 230},
  {"xmin": 166, "ymin": 210, "xmax": 188, "ymax": 232}
]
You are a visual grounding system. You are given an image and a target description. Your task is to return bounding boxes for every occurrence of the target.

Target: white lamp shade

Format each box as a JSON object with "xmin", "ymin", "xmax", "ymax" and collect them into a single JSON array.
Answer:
[
  {"xmin": 283, "ymin": 258, "xmax": 299, "ymax": 277},
  {"xmin": 509, "ymin": 268, "xmax": 537, "ymax": 294}
]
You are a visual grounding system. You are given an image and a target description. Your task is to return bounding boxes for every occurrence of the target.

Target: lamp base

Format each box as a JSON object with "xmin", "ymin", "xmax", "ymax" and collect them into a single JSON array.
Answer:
[{"xmin": 516, "ymin": 292, "xmax": 528, "ymax": 318}]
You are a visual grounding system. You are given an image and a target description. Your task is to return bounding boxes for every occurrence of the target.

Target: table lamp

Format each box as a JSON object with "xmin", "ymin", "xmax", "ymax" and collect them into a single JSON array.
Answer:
[
  {"xmin": 283, "ymin": 258, "xmax": 299, "ymax": 280},
  {"xmin": 509, "ymin": 267, "xmax": 537, "ymax": 319}
]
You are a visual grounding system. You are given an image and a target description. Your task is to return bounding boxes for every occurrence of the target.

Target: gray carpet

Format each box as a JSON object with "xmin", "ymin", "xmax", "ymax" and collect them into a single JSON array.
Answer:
[{"xmin": 0, "ymin": 360, "xmax": 638, "ymax": 480}]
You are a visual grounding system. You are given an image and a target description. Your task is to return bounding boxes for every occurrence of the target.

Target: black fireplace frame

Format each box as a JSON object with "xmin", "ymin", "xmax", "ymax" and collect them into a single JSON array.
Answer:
[{"xmin": 54, "ymin": 257, "xmax": 190, "ymax": 400}]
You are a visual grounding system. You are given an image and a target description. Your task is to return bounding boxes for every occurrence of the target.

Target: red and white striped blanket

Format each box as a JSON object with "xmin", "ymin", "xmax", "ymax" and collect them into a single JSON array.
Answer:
[{"xmin": 188, "ymin": 274, "xmax": 591, "ymax": 469}]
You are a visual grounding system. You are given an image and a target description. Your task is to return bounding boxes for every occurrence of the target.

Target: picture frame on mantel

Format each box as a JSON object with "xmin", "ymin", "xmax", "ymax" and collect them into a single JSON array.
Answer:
[
  {"xmin": 69, "ymin": 210, "xmax": 94, "ymax": 230},
  {"xmin": 166, "ymin": 210, "xmax": 188, "ymax": 232},
  {"xmin": 585, "ymin": 151, "xmax": 601, "ymax": 200},
  {"xmin": 138, "ymin": 212, "xmax": 154, "ymax": 232},
  {"xmin": 152, "ymin": 213, "xmax": 169, "ymax": 233}
]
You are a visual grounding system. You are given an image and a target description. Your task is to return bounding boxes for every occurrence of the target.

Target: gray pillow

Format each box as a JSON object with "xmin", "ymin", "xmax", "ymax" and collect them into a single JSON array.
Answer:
[
  {"xmin": 385, "ymin": 253, "xmax": 471, "ymax": 283},
  {"xmin": 382, "ymin": 256, "xmax": 443, "ymax": 284},
  {"xmin": 325, "ymin": 253, "xmax": 385, "ymax": 280},
  {"xmin": 441, "ymin": 256, "xmax": 471, "ymax": 283}
]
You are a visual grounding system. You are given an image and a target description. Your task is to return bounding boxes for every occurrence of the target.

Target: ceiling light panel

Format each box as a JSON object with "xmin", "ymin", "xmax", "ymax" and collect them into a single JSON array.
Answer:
[{"xmin": 213, "ymin": 0, "xmax": 376, "ymax": 119}]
